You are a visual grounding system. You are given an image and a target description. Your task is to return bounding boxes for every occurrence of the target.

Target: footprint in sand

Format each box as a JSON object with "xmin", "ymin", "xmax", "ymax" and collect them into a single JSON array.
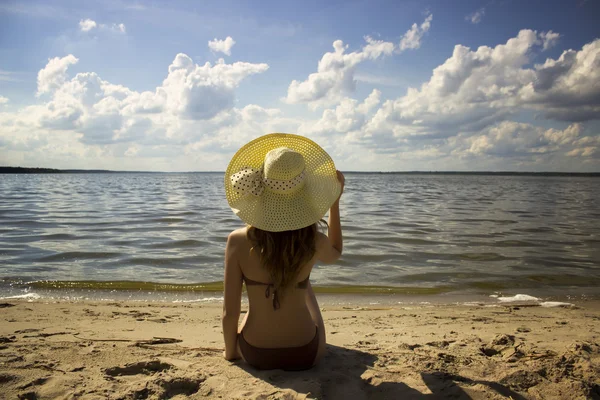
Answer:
[
  {"xmin": 103, "ymin": 361, "xmax": 204, "ymax": 399},
  {"xmin": 104, "ymin": 360, "xmax": 174, "ymax": 376},
  {"xmin": 126, "ymin": 376, "xmax": 205, "ymax": 399},
  {"xmin": 0, "ymin": 373, "xmax": 18, "ymax": 384}
]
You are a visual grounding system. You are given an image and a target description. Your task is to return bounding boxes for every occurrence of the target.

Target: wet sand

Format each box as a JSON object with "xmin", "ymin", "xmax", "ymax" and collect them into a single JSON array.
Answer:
[{"xmin": 1, "ymin": 299, "xmax": 599, "ymax": 399}]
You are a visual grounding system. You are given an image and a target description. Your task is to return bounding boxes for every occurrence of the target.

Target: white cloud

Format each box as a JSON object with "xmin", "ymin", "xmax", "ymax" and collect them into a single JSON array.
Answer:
[
  {"xmin": 567, "ymin": 146, "xmax": 597, "ymax": 157},
  {"xmin": 4, "ymin": 52, "xmax": 270, "ymax": 152},
  {"xmin": 361, "ymin": 29, "xmax": 600, "ymax": 148},
  {"xmin": 302, "ymin": 90, "xmax": 381, "ymax": 135},
  {"xmin": 523, "ymin": 38, "xmax": 600, "ymax": 121},
  {"xmin": 293, "ymin": 31, "xmax": 600, "ymax": 170},
  {"xmin": 355, "ymin": 72, "xmax": 406, "ymax": 87},
  {"xmin": 208, "ymin": 36, "xmax": 236, "ymax": 56},
  {"xmin": 285, "ymin": 15, "xmax": 432, "ymax": 108},
  {"xmin": 79, "ymin": 18, "xmax": 97, "ymax": 32},
  {"xmin": 79, "ymin": 19, "xmax": 126, "ymax": 34},
  {"xmin": 36, "ymin": 54, "xmax": 79, "ymax": 96},
  {"xmin": 540, "ymin": 30, "xmax": 560, "ymax": 51},
  {"xmin": 111, "ymin": 23, "xmax": 126, "ymax": 34},
  {"xmin": 0, "ymin": 96, "xmax": 8, "ymax": 105},
  {"xmin": 466, "ymin": 121, "xmax": 582, "ymax": 156},
  {"xmin": 466, "ymin": 8, "xmax": 485, "ymax": 24},
  {"xmin": 160, "ymin": 54, "xmax": 269, "ymax": 120},
  {"xmin": 363, "ymin": 29, "xmax": 542, "ymax": 141},
  {"xmin": 285, "ymin": 36, "xmax": 393, "ymax": 108},
  {"xmin": 97, "ymin": 22, "xmax": 126, "ymax": 34},
  {"xmin": 2, "ymin": 27, "xmax": 599, "ymax": 172},
  {"xmin": 399, "ymin": 13, "xmax": 432, "ymax": 51}
]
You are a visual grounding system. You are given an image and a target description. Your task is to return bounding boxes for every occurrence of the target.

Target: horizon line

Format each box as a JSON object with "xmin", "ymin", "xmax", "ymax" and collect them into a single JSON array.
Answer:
[{"xmin": 1, "ymin": 166, "xmax": 599, "ymax": 175}]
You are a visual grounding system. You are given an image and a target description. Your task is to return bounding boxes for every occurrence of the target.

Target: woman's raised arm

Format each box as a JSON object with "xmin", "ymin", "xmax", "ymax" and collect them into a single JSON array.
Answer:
[{"xmin": 317, "ymin": 171, "xmax": 345, "ymax": 263}]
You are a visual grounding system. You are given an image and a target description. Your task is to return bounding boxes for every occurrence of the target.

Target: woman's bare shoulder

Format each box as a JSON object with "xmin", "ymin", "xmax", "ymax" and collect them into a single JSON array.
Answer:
[
  {"xmin": 315, "ymin": 231, "xmax": 328, "ymax": 245},
  {"xmin": 228, "ymin": 227, "xmax": 247, "ymax": 239},
  {"xmin": 315, "ymin": 231, "xmax": 341, "ymax": 264},
  {"xmin": 227, "ymin": 227, "xmax": 249, "ymax": 250}
]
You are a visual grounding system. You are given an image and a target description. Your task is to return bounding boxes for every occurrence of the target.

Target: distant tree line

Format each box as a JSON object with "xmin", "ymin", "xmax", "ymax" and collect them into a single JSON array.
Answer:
[
  {"xmin": 0, "ymin": 166, "xmax": 64, "ymax": 173},
  {"xmin": 0, "ymin": 167, "xmax": 115, "ymax": 173}
]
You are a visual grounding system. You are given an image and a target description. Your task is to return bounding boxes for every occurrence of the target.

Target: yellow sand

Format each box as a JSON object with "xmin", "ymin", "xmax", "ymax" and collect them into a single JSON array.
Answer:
[{"xmin": 1, "ymin": 299, "xmax": 599, "ymax": 399}]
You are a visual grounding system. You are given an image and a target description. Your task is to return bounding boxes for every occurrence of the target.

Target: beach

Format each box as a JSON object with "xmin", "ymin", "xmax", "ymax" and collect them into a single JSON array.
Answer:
[{"xmin": 1, "ymin": 297, "xmax": 599, "ymax": 399}]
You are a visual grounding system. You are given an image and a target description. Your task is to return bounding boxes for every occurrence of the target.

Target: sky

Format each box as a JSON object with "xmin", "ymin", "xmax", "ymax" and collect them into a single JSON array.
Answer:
[{"xmin": 0, "ymin": 0, "xmax": 599, "ymax": 172}]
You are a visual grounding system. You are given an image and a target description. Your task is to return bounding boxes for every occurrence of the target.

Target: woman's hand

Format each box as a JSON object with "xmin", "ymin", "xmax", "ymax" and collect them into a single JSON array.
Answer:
[{"xmin": 336, "ymin": 170, "xmax": 345, "ymax": 200}]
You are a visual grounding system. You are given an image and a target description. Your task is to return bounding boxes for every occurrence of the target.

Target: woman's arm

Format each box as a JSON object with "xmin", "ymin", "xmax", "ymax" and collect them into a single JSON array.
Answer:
[
  {"xmin": 222, "ymin": 231, "xmax": 243, "ymax": 360},
  {"xmin": 318, "ymin": 171, "xmax": 345, "ymax": 263},
  {"xmin": 305, "ymin": 280, "xmax": 326, "ymax": 364},
  {"xmin": 328, "ymin": 200, "xmax": 342, "ymax": 255}
]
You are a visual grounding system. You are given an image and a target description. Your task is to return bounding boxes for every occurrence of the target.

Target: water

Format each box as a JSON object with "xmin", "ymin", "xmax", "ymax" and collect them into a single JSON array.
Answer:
[{"xmin": 1, "ymin": 173, "xmax": 599, "ymax": 301}]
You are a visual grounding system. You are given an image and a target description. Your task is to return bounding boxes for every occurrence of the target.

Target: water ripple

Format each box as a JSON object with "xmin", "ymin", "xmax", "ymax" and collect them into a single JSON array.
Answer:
[{"xmin": 0, "ymin": 173, "xmax": 598, "ymax": 292}]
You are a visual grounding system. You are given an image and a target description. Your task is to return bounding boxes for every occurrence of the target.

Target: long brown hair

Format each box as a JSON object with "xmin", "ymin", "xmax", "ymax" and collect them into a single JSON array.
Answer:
[{"xmin": 247, "ymin": 221, "xmax": 325, "ymax": 297}]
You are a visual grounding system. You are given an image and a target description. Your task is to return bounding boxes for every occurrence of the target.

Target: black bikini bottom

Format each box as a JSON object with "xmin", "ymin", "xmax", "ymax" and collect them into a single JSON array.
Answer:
[{"xmin": 238, "ymin": 326, "xmax": 319, "ymax": 371}]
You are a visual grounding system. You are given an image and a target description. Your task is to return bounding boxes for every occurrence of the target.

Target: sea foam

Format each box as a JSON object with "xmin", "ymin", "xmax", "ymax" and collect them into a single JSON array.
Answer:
[{"xmin": 496, "ymin": 294, "xmax": 540, "ymax": 303}]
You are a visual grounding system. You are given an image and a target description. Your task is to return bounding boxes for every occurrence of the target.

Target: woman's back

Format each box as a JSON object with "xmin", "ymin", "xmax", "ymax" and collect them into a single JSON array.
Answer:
[{"xmin": 230, "ymin": 227, "xmax": 318, "ymax": 348}]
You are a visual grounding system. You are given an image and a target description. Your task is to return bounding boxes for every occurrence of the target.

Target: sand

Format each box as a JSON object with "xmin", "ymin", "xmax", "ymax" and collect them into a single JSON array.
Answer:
[{"xmin": 1, "ymin": 298, "xmax": 599, "ymax": 399}]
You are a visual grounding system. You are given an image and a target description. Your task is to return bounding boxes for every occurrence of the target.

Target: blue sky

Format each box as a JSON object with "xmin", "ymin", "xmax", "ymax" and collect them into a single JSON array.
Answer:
[{"xmin": 0, "ymin": 0, "xmax": 599, "ymax": 171}]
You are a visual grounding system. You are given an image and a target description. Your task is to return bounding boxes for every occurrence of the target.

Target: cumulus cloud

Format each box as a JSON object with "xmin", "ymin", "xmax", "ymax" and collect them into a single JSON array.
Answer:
[
  {"xmin": 567, "ymin": 146, "xmax": 597, "ymax": 157},
  {"xmin": 540, "ymin": 30, "xmax": 560, "ymax": 51},
  {"xmin": 303, "ymin": 90, "xmax": 382, "ymax": 135},
  {"xmin": 361, "ymin": 29, "xmax": 600, "ymax": 149},
  {"xmin": 293, "ymin": 30, "xmax": 599, "ymax": 170},
  {"xmin": 523, "ymin": 38, "xmax": 600, "ymax": 121},
  {"xmin": 36, "ymin": 54, "xmax": 79, "ymax": 96},
  {"xmin": 285, "ymin": 37, "xmax": 394, "ymax": 107},
  {"xmin": 79, "ymin": 18, "xmax": 97, "ymax": 32},
  {"xmin": 0, "ymin": 96, "xmax": 8, "ymax": 105},
  {"xmin": 399, "ymin": 13, "xmax": 432, "ymax": 51},
  {"xmin": 2, "ymin": 27, "xmax": 599, "ymax": 172},
  {"xmin": 286, "ymin": 15, "xmax": 432, "ymax": 108},
  {"xmin": 160, "ymin": 54, "xmax": 269, "ymax": 119},
  {"xmin": 466, "ymin": 121, "xmax": 582, "ymax": 156},
  {"xmin": 465, "ymin": 8, "xmax": 485, "ymax": 24},
  {"xmin": 14, "ymin": 53, "xmax": 269, "ymax": 148},
  {"xmin": 208, "ymin": 36, "xmax": 236, "ymax": 56},
  {"xmin": 362, "ymin": 29, "xmax": 541, "ymax": 142}
]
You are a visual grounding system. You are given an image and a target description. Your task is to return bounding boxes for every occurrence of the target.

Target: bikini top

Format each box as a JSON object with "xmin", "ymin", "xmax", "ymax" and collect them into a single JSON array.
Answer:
[{"xmin": 242, "ymin": 274, "xmax": 310, "ymax": 310}]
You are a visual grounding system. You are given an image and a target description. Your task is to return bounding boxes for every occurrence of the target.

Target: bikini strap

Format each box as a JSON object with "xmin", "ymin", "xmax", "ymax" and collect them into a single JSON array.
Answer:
[
  {"xmin": 242, "ymin": 274, "xmax": 310, "ymax": 310},
  {"xmin": 242, "ymin": 274, "xmax": 310, "ymax": 289},
  {"xmin": 242, "ymin": 275, "xmax": 268, "ymax": 286},
  {"xmin": 264, "ymin": 284, "xmax": 280, "ymax": 310}
]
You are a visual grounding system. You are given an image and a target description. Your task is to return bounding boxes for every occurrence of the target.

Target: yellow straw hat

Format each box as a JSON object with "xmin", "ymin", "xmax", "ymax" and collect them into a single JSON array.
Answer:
[{"xmin": 225, "ymin": 133, "xmax": 341, "ymax": 232}]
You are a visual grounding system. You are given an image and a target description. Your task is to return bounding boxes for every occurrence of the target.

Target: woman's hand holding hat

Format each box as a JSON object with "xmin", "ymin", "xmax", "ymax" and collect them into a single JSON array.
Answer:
[{"xmin": 336, "ymin": 170, "xmax": 345, "ymax": 200}]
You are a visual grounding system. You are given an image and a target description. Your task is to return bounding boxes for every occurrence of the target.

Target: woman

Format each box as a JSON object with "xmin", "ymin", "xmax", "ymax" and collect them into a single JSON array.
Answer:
[{"xmin": 222, "ymin": 133, "xmax": 344, "ymax": 370}]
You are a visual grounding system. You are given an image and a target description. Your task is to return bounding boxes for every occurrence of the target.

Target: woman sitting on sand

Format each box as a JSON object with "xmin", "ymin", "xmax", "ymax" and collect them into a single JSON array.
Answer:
[{"xmin": 222, "ymin": 133, "xmax": 344, "ymax": 370}]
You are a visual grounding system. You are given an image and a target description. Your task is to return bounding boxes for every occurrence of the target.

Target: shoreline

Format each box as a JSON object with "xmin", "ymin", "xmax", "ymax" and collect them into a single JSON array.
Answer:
[
  {"xmin": 1, "ymin": 284, "xmax": 598, "ymax": 308},
  {"xmin": 1, "ymin": 298, "xmax": 599, "ymax": 398}
]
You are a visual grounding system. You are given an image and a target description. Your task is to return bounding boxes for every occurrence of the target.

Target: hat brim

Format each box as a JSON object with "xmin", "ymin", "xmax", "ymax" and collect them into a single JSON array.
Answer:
[{"xmin": 225, "ymin": 133, "xmax": 341, "ymax": 232}]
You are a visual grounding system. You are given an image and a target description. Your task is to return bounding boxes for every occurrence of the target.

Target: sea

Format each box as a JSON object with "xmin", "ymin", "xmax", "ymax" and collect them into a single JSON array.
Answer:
[{"xmin": 1, "ymin": 173, "xmax": 599, "ymax": 305}]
